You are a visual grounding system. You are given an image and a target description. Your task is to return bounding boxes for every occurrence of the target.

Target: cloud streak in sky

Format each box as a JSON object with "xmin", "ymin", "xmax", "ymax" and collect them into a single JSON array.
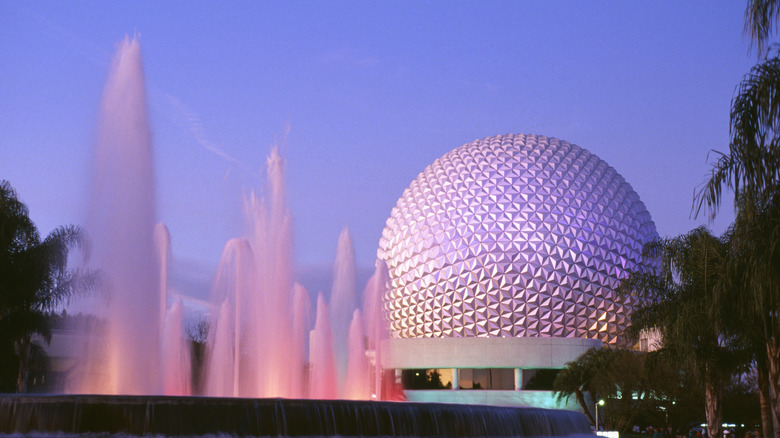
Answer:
[{"xmin": 164, "ymin": 93, "xmax": 254, "ymax": 181}]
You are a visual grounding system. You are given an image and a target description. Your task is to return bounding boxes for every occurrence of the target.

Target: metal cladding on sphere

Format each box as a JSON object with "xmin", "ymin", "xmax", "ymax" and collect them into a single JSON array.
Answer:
[{"xmin": 378, "ymin": 134, "xmax": 658, "ymax": 347}]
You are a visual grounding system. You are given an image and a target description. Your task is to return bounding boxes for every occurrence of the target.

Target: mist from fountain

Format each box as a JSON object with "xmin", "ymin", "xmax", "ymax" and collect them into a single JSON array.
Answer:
[
  {"xmin": 203, "ymin": 175, "xmax": 312, "ymax": 399},
  {"xmin": 344, "ymin": 309, "xmax": 371, "ymax": 400},
  {"xmin": 205, "ymin": 238, "xmax": 254, "ymax": 397},
  {"xmin": 154, "ymin": 223, "xmax": 171, "ymax": 335},
  {"xmin": 243, "ymin": 149, "xmax": 304, "ymax": 397},
  {"xmin": 361, "ymin": 260, "xmax": 395, "ymax": 400},
  {"xmin": 205, "ymin": 300, "xmax": 235, "ymax": 397},
  {"xmin": 161, "ymin": 298, "xmax": 191, "ymax": 396},
  {"xmin": 309, "ymin": 293, "xmax": 337, "ymax": 399},
  {"xmin": 291, "ymin": 282, "xmax": 313, "ymax": 398},
  {"xmin": 329, "ymin": 228, "xmax": 358, "ymax": 396},
  {"xmin": 70, "ymin": 36, "xmax": 160, "ymax": 395},
  {"xmin": 66, "ymin": 35, "xmax": 390, "ymax": 401}
]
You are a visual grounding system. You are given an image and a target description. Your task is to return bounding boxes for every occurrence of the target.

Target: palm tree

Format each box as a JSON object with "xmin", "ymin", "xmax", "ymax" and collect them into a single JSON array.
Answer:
[
  {"xmin": 554, "ymin": 347, "xmax": 649, "ymax": 431},
  {"xmin": 695, "ymin": 57, "xmax": 780, "ymax": 220},
  {"xmin": 554, "ymin": 347, "xmax": 603, "ymax": 426},
  {"xmin": 720, "ymin": 193, "xmax": 780, "ymax": 437},
  {"xmin": 745, "ymin": 0, "xmax": 780, "ymax": 57},
  {"xmin": 695, "ymin": 0, "xmax": 780, "ymax": 232},
  {"xmin": 0, "ymin": 180, "xmax": 97, "ymax": 392},
  {"xmin": 619, "ymin": 227, "xmax": 744, "ymax": 438},
  {"xmin": 694, "ymin": 3, "xmax": 780, "ymax": 435}
]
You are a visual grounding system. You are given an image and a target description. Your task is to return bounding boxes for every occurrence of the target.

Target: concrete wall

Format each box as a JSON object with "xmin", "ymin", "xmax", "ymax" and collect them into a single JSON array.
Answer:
[
  {"xmin": 403, "ymin": 389, "xmax": 582, "ymax": 411},
  {"xmin": 381, "ymin": 337, "xmax": 602, "ymax": 369}
]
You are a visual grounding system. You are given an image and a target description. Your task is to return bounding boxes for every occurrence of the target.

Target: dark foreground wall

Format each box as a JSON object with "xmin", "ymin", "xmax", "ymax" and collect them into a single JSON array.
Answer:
[{"xmin": 0, "ymin": 395, "xmax": 593, "ymax": 437}]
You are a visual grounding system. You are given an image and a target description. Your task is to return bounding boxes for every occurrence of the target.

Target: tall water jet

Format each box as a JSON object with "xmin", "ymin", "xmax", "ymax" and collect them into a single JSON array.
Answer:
[
  {"xmin": 154, "ymin": 223, "xmax": 171, "ymax": 331},
  {"xmin": 63, "ymin": 36, "xmax": 390, "ymax": 400},
  {"xmin": 243, "ymin": 147, "xmax": 299, "ymax": 397},
  {"xmin": 203, "ymin": 148, "xmax": 308, "ymax": 398},
  {"xmin": 329, "ymin": 228, "xmax": 358, "ymax": 395},
  {"xmin": 291, "ymin": 282, "xmax": 312, "ymax": 398},
  {"xmin": 205, "ymin": 301, "xmax": 235, "ymax": 397},
  {"xmin": 362, "ymin": 260, "xmax": 391, "ymax": 399},
  {"xmin": 161, "ymin": 298, "xmax": 191, "ymax": 396},
  {"xmin": 310, "ymin": 293, "xmax": 337, "ymax": 399},
  {"xmin": 77, "ymin": 36, "xmax": 160, "ymax": 395},
  {"xmin": 344, "ymin": 309, "xmax": 370, "ymax": 400},
  {"xmin": 206, "ymin": 238, "xmax": 255, "ymax": 397}
]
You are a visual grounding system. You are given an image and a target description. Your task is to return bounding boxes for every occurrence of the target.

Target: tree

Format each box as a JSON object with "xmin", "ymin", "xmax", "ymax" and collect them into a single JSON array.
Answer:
[
  {"xmin": 693, "ymin": 3, "xmax": 780, "ymax": 436},
  {"xmin": 619, "ymin": 227, "xmax": 745, "ymax": 438},
  {"xmin": 554, "ymin": 347, "xmax": 650, "ymax": 432},
  {"xmin": 555, "ymin": 347, "xmax": 705, "ymax": 433},
  {"xmin": 745, "ymin": 0, "xmax": 780, "ymax": 57},
  {"xmin": 722, "ymin": 194, "xmax": 780, "ymax": 437},
  {"xmin": 554, "ymin": 347, "xmax": 606, "ymax": 427},
  {"xmin": 695, "ymin": 58, "xmax": 780, "ymax": 221},
  {"xmin": 187, "ymin": 316, "xmax": 209, "ymax": 395},
  {"xmin": 694, "ymin": 0, "xmax": 780, "ymax": 219},
  {"xmin": 642, "ymin": 349, "xmax": 705, "ymax": 433},
  {"xmin": 0, "ymin": 180, "xmax": 97, "ymax": 392}
]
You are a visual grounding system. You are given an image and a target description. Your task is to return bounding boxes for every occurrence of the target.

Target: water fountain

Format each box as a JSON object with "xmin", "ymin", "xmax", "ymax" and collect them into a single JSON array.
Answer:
[
  {"xmin": 330, "ymin": 228, "xmax": 359, "ymax": 395},
  {"xmin": 0, "ymin": 36, "xmax": 594, "ymax": 437},
  {"xmin": 70, "ymin": 36, "xmax": 161, "ymax": 395},
  {"xmin": 61, "ymin": 35, "xmax": 385, "ymax": 401}
]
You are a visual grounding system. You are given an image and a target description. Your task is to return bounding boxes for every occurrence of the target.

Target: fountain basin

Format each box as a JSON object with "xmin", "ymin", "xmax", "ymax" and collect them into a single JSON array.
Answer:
[{"xmin": 0, "ymin": 394, "xmax": 592, "ymax": 437}]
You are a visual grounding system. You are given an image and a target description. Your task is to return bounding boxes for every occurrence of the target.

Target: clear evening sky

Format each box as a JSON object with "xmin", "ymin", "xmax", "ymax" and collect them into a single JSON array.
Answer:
[{"xmin": 0, "ymin": 1, "xmax": 755, "ymax": 288}]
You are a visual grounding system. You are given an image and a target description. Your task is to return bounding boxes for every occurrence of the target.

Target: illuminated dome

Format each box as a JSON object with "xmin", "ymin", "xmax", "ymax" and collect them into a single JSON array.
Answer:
[{"xmin": 378, "ymin": 134, "xmax": 657, "ymax": 347}]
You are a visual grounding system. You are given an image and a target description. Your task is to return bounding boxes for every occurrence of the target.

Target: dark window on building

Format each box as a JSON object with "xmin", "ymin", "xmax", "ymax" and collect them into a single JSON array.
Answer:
[
  {"xmin": 459, "ymin": 368, "xmax": 514, "ymax": 390},
  {"xmin": 401, "ymin": 369, "xmax": 452, "ymax": 390},
  {"xmin": 522, "ymin": 369, "xmax": 560, "ymax": 390}
]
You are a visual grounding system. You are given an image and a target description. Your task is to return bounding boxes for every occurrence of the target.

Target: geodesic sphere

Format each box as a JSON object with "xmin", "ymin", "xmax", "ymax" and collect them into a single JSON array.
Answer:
[{"xmin": 377, "ymin": 134, "xmax": 657, "ymax": 347}]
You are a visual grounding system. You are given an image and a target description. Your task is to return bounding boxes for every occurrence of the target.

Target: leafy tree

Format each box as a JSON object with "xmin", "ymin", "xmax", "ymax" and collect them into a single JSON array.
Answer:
[
  {"xmin": 619, "ymin": 227, "xmax": 745, "ymax": 438},
  {"xmin": 0, "ymin": 180, "xmax": 97, "ymax": 392},
  {"xmin": 695, "ymin": 57, "xmax": 780, "ymax": 221},
  {"xmin": 401, "ymin": 369, "xmax": 448, "ymax": 390},
  {"xmin": 720, "ymin": 194, "xmax": 780, "ymax": 437},
  {"xmin": 554, "ymin": 347, "xmax": 605, "ymax": 426},
  {"xmin": 554, "ymin": 347, "xmax": 651, "ymax": 431},
  {"xmin": 723, "ymin": 373, "xmax": 762, "ymax": 431},
  {"xmin": 745, "ymin": 0, "xmax": 780, "ymax": 57},
  {"xmin": 187, "ymin": 316, "xmax": 209, "ymax": 394},
  {"xmin": 641, "ymin": 349, "xmax": 704, "ymax": 433},
  {"xmin": 693, "ymin": 3, "xmax": 780, "ymax": 436},
  {"xmin": 694, "ymin": 0, "xmax": 780, "ymax": 220}
]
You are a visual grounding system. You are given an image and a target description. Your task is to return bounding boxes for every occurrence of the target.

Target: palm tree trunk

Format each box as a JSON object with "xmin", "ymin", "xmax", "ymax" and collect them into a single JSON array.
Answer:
[
  {"xmin": 766, "ymin": 337, "xmax": 780, "ymax": 438},
  {"xmin": 15, "ymin": 336, "xmax": 30, "ymax": 393},
  {"xmin": 704, "ymin": 364, "xmax": 722, "ymax": 438},
  {"xmin": 758, "ymin": 358, "xmax": 775, "ymax": 438},
  {"xmin": 575, "ymin": 389, "xmax": 596, "ymax": 426}
]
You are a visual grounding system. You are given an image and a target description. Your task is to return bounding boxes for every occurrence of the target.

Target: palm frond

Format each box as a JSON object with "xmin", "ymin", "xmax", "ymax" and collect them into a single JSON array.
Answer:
[
  {"xmin": 695, "ymin": 58, "xmax": 780, "ymax": 219},
  {"xmin": 0, "ymin": 180, "xmax": 39, "ymax": 252},
  {"xmin": 746, "ymin": 0, "xmax": 780, "ymax": 56}
]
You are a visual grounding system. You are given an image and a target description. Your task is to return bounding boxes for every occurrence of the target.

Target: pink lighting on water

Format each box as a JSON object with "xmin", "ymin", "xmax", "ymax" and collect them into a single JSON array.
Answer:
[
  {"xmin": 71, "ymin": 36, "xmax": 160, "ymax": 395},
  {"xmin": 162, "ymin": 298, "xmax": 191, "ymax": 396},
  {"xmin": 291, "ymin": 283, "xmax": 313, "ymax": 398},
  {"xmin": 344, "ymin": 309, "xmax": 371, "ymax": 400},
  {"xmin": 310, "ymin": 294, "xmax": 338, "ymax": 399},
  {"xmin": 330, "ymin": 227, "xmax": 358, "ymax": 395},
  {"xmin": 67, "ymin": 36, "xmax": 393, "ymax": 401}
]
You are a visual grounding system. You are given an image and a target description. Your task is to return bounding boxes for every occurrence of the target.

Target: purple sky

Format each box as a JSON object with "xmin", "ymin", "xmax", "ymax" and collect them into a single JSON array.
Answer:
[{"xmin": 0, "ymin": 2, "xmax": 756, "ymax": 290}]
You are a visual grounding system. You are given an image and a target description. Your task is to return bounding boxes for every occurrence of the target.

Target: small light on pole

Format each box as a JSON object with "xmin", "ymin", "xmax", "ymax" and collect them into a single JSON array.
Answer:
[{"xmin": 595, "ymin": 399, "xmax": 605, "ymax": 431}]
